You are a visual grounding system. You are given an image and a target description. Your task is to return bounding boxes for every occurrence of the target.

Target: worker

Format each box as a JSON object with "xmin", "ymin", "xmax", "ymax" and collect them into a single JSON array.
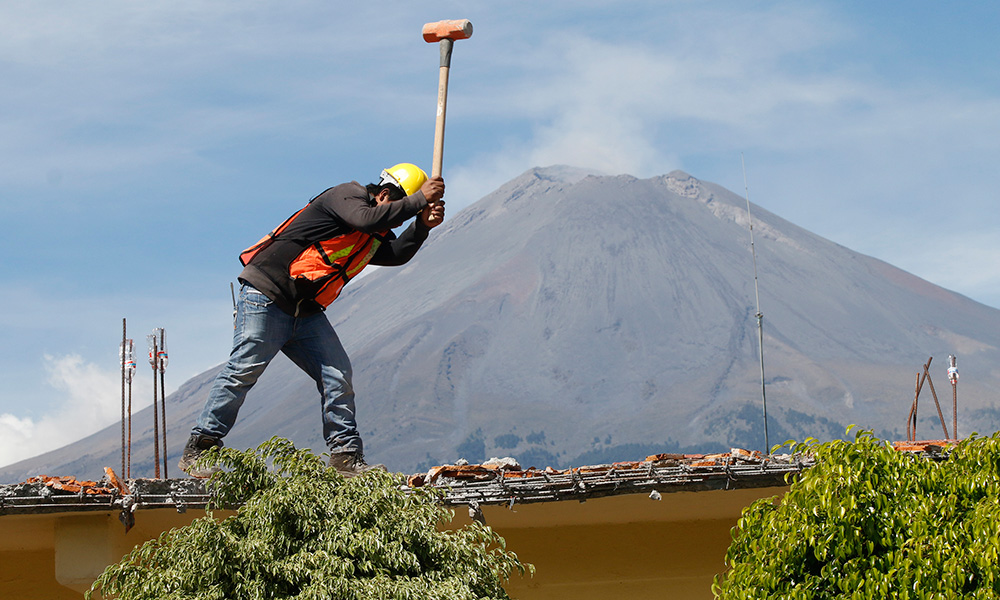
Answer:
[{"xmin": 178, "ymin": 163, "xmax": 445, "ymax": 478}]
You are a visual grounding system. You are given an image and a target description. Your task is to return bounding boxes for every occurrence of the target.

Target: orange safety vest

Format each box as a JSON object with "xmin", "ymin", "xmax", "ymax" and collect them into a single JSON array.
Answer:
[
  {"xmin": 290, "ymin": 229, "xmax": 387, "ymax": 308},
  {"xmin": 239, "ymin": 206, "xmax": 389, "ymax": 310},
  {"xmin": 239, "ymin": 206, "xmax": 307, "ymax": 267}
]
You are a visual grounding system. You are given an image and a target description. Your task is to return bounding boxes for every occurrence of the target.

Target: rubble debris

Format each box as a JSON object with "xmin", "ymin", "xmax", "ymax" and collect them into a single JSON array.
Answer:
[
  {"xmin": 104, "ymin": 467, "xmax": 129, "ymax": 495},
  {"xmin": 25, "ymin": 475, "xmax": 119, "ymax": 496},
  {"xmin": 407, "ymin": 448, "xmax": 809, "ymax": 507},
  {"xmin": 482, "ymin": 456, "xmax": 521, "ymax": 470},
  {"xmin": 1, "ymin": 470, "xmax": 210, "ymax": 517},
  {"xmin": 3, "ymin": 440, "xmax": 949, "ymax": 519},
  {"xmin": 892, "ymin": 439, "xmax": 953, "ymax": 453}
]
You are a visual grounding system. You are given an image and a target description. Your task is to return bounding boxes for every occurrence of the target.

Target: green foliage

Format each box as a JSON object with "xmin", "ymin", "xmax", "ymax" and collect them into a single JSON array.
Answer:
[
  {"xmin": 714, "ymin": 428, "xmax": 1000, "ymax": 599},
  {"xmin": 89, "ymin": 437, "xmax": 530, "ymax": 600}
]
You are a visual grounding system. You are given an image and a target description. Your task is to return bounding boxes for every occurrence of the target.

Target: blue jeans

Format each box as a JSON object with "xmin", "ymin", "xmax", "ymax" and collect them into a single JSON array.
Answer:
[{"xmin": 194, "ymin": 284, "xmax": 362, "ymax": 454}]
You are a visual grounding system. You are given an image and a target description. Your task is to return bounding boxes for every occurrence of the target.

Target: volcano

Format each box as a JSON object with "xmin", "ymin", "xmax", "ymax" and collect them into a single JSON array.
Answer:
[{"xmin": 4, "ymin": 166, "xmax": 999, "ymax": 482}]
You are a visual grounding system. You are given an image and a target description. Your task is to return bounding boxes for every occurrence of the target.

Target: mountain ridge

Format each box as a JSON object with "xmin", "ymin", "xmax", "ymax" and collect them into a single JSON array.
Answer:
[{"xmin": 3, "ymin": 165, "xmax": 998, "ymax": 482}]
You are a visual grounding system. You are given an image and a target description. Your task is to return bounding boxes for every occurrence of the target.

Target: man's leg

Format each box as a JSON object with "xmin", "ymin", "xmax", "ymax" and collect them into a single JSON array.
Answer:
[
  {"xmin": 181, "ymin": 285, "xmax": 292, "ymax": 477},
  {"xmin": 283, "ymin": 315, "xmax": 384, "ymax": 477},
  {"xmin": 193, "ymin": 285, "xmax": 292, "ymax": 439},
  {"xmin": 281, "ymin": 313, "xmax": 362, "ymax": 454}
]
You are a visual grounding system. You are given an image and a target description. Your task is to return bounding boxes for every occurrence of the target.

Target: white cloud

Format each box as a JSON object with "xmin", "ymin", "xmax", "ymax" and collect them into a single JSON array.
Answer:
[
  {"xmin": 0, "ymin": 354, "xmax": 133, "ymax": 469},
  {"xmin": 440, "ymin": 5, "xmax": 1000, "ymax": 314},
  {"xmin": 444, "ymin": 10, "xmax": 856, "ymax": 208}
]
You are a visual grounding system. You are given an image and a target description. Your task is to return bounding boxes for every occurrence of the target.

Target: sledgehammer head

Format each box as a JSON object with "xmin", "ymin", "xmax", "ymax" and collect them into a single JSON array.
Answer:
[{"xmin": 422, "ymin": 19, "xmax": 473, "ymax": 43}]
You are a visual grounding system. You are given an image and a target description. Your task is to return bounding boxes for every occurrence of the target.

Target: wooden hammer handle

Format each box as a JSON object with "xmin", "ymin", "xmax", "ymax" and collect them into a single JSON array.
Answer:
[{"xmin": 431, "ymin": 38, "xmax": 454, "ymax": 179}]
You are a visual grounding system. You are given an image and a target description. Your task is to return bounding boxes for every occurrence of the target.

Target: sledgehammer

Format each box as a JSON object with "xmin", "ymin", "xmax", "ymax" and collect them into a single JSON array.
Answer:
[{"xmin": 422, "ymin": 19, "xmax": 473, "ymax": 220}]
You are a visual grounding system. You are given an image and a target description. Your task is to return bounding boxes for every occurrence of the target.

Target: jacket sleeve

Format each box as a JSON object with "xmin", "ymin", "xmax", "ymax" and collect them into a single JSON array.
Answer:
[
  {"xmin": 320, "ymin": 183, "xmax": 428, "ymax": 233},
  {"xmin": 369, "ymin": 221, "xmax": 430, "ymax": 266}
]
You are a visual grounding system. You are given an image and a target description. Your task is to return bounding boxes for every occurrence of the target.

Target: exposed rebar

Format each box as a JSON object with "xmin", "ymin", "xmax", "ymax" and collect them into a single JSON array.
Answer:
[
  {"xmin": 907, "ymin": 372, "xmax": 921, "ymax": 442},
  {"xmin": 923, "ymin": 358, "xmax": 950, "ymax": 440}
]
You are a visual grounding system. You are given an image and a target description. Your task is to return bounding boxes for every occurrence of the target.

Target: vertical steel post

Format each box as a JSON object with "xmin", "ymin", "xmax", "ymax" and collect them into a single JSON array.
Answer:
[
  {"xmin": 126, "ymin": 338, "xmax": 134, "ymax": 479},
  {"xmin": 149, "ymin": 335, "xmax": 161, "ymax": 478},
  {"xmin": 120, "ymin": 319, "xmax": 126, "ymax": 478},
  {"xmin": 948, "ymin": 355, "xmax": 958, "ymax": 439},
  {"xmin": 742, "ymin": 154, "xmax": 769, "ymax": 453},
  {"xmin": 158, "ymin": 328, "xmax": 168, "ymax": 478}
]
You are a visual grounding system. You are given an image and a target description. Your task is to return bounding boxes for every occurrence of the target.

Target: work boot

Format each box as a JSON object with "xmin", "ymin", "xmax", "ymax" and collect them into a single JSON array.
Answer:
[
  {"xmin": 177, "ymin": 434, "xmax": 224, "ymax": 478},
  {"xmin": 328, "ymin": 451, "xmax": 385, "ymax": 478}
]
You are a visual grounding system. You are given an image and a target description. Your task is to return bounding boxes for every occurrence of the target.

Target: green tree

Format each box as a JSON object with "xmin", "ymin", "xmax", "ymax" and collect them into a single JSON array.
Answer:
[
  {"xmin": 714, "ymin": 429, "xmax": 1000, "ymax": 599},
  {"xmin": 89, "ymin": 438, "xmax": 530, "ymax": 600}
]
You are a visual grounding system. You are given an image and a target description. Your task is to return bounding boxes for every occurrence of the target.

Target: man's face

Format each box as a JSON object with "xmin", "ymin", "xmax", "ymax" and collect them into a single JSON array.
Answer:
[{"xmin": 375, "ymin": 187, "xmax": 400, "ymax": 206}]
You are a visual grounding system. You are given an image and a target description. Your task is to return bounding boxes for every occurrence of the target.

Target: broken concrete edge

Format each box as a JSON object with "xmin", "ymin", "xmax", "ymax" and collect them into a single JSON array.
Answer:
[
  {"xmin": 0, "ymin": 466, "xmax": 801, "ymax": 517},
  {"xmin": 3, "ymin": 450, "xmax": 801, "ymax": 516},
  {"xmin": 422, "ymin": 449, "xmax": 821, "ymax": 507},
  {"xmin": 410, "ymin": 440, "xmax": 958, "ymax": 505},
  {"xmin": 0, "ymin": 441, "xmax": 955, "ymax": 516},
  {"xmin": 431, "ymin": 462, "xmax": 806, "ymax": 507},
  {"xmin": 408, "ymin": 447, "xmax": 795, "ymax": 489},
  {"xmin": 0, "ymin": 476, "xmax": 211, "ymax": 516}
]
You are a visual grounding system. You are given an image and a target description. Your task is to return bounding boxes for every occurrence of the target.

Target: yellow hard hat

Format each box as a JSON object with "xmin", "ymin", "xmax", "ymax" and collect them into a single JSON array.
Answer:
[{"xmin": 379, "ymin": 163, "xmax": 428, "ymax": 197}]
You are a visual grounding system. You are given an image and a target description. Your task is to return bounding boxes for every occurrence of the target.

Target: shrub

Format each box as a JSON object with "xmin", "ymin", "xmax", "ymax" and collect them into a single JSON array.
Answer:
[
  {"xmin": 714, "ymin": 428, "xmax": 1000, "ymax": 599},
  {"xmin": 89, "ymin": 437, "xmax": 530, "ymax": 600}
]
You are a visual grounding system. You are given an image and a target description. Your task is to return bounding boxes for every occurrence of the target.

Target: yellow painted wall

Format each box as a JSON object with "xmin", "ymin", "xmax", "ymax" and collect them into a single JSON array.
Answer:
[
  {"xmin": 0, "ymin": 508, "xmax": 224, "ymax": 599},
  {"xmin": 1, "ymin": 549, "xmax": 81, "ymax": 600},
  {"xmin": 0, "ymin": 485, "xmax": 785, "ymax": 599},
  {"xmin": 453, "ymin": 487, "xmax": 787, "ymax": 600}
]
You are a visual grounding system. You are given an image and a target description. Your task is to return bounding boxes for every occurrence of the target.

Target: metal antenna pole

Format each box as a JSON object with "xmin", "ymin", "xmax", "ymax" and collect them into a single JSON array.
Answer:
[
  {"xmin": 127, "ymin": 363, "xmax": 133, "ymax": 478},
  {"xmin": 742, "ymin": 154, "xmax": 769, "ymax": 453},
  {"xmin": 948, "ymin": 355, "xmax": 958, "ymax": 439},
  {"xmin": 125, "ymin": 338, "xmax": 134, "ymax": 479},
  {"xmin": 148, "ymin": 335, "xmax": 161, "ymax": 478},
  {"xmin": 120, "ymin": 319, "xmax": 127, "ymax": 478},
  {"xmin": 158, "ymin": 328, "xmax": 168, "ymax": 478}
]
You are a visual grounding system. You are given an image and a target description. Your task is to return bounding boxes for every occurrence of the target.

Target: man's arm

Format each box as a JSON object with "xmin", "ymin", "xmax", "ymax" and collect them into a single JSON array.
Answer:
[
  {"xmin": 369, "ymin": 222, "xmax": 427, "ymax": 266},
  {"xmin": 320, "ymin": 183, "xmax": 428, "ymax": 233},
  {"xmin": 370, "ymin": 195, "xmax": 446, "ymax": 266}
]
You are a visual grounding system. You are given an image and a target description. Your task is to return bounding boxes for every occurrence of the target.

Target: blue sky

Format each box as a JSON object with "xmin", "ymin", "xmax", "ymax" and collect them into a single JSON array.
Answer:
[{"xmin": 1, "ymin": 1, "xmax": 998, "ymax": 467}]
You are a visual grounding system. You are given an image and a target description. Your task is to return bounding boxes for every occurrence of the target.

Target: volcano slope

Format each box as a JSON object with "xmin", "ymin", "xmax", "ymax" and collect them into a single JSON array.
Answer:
[{"xmin": 4, "ymin": 166, "xmax": 998, "ymax": 481}]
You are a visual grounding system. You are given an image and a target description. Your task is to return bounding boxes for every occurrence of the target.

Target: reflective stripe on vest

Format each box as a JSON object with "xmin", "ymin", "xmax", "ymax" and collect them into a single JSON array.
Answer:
[{"xmin": 292, "ymin": 230, "xmax": 386, "ymax": 308}]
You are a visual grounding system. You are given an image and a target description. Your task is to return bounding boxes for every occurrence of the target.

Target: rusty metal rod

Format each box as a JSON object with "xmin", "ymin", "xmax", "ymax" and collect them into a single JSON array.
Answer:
[
  {"xmin": 923, "ymin": 363, "xmax": 950, "ymax": 440},
  {"xmin": 911, "ymin": 367, "xmax": 929, "ymax": 441},
  {"xmin": 907, "ymin": 372, "xmax": 921, "ymax": 442}
]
